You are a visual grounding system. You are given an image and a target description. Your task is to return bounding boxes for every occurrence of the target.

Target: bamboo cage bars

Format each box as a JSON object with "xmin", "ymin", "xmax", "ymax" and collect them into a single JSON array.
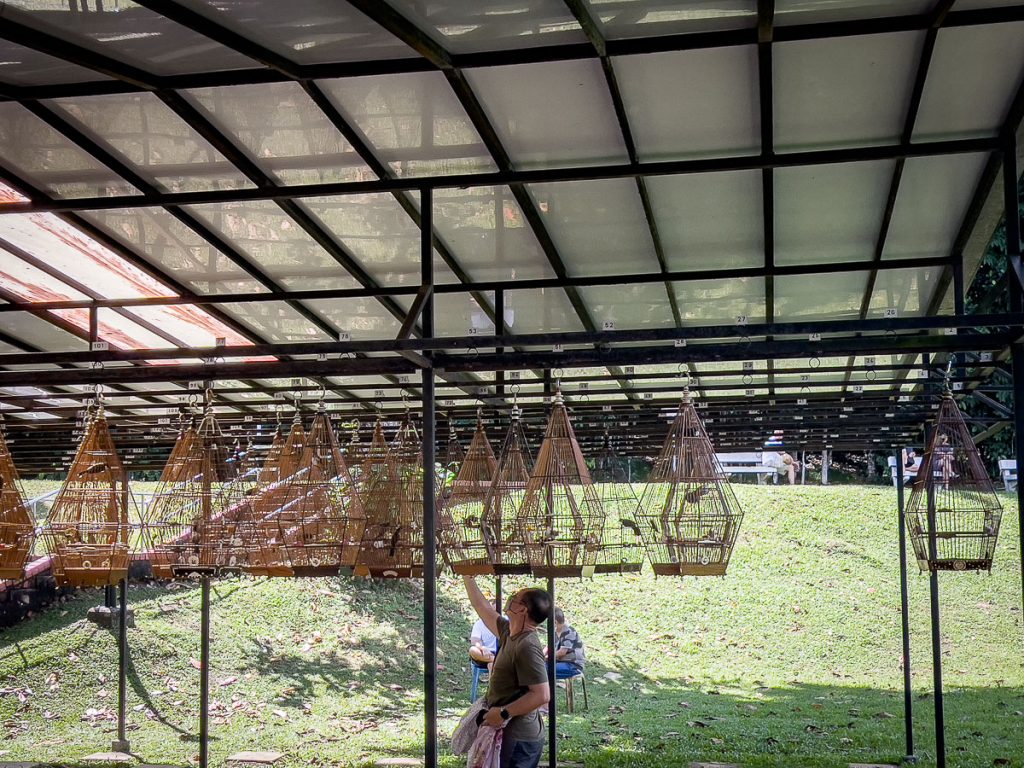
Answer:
[
  {"xmin": 592, "ymin": 432, "xmax": 644, "ymax": 574},
  {"xmin": 636, "ymin": 392, "xmax": 744, "ymax": 576},
  {"xmin": 42, "ymin": 406, "xmax": 133, "ymax": 588},
  {"xmin": 0, "ymin": 418, "xmax": 32, "ymax": 580},
  {"xmin": 905, "ymin": 391, "xmax": 1004, "ymax": 572},
  {"xmin": 355, "ymin": 414, "xmax": 424, "ymax": 578},
  {"xmin": 246, "ymin": 404, "xmax": 365, "ymax": 577},
  {"xmin": 145, "ymin": 407, "xmax": 248, "ymax": 578},
  {"xmin": 439, "ymin": 415, "xmax": 498, "ymax": 575},
  {"xmin": 482, "ymin": 407, "xmax": 533, "ymax": 575},
  {"xmin": 519, "ymin": 392, "xmax": 606, "ymax": 577}
]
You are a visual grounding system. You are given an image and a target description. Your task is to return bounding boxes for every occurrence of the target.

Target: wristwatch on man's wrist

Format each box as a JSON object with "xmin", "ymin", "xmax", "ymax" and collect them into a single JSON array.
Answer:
[{"xmin": 499, "ymin": 707, "xmax": 511, "ymax": 721}]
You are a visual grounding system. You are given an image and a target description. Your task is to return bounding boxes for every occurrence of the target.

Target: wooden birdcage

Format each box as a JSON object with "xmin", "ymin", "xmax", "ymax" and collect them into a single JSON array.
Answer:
[
  {"xmin": 518, "ymin": 393, "xmax": 606, "ymax": 577},
  {"xmin": 482, "ymin": 408, "xmax": 533, "ymax": 575},
  {"xmin": 438, "ymin": 421, "xmax": 465, "ymax": 494},
  {"xmin": 247, "ymin": 404, "xmax": 365, "ymax": 577},
  {"xmin": 439, "ymin": 416, "xmax": 497, "ymax": 575},
  {"xmin": 355, "ymin": 415, "xmax": 423, "ymax": 578},
  {"xmin": 636, "ymin": 392, "xmax": 744, "ymax": 576},
  {"xmin": 0, "ymin": 419, "xmax": 33, "ymax": 580},
  {"xmin": 43, "ymin": 407, "xmax": 133, "ymax": 588},
  {"xmin": 592, "ymin": 433, "xmax": 644, "ymax": 574},
  {"xmin": 905, "ymin": 391, "xmax": 1004, "ymax": 572},
  {"xmin": 342, "ymin": 421, "xmax": 366, "ymax": 479},
  {"xmin": 145, "ymin": 409, "xmax": 249, "ymax": 579},
  {"xmin": 241, "ymin": 413, "xmax": 308, "ymax": 577}
]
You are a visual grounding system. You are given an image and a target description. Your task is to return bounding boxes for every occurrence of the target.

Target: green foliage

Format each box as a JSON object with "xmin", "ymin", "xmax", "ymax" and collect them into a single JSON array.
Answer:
[{"xmin": 0, "ymin": 486, "xmax": 1021, "ymax": 767}]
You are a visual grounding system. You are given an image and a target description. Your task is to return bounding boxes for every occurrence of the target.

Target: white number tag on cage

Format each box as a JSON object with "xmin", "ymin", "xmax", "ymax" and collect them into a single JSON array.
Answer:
[
  {"xmin": 643, "ymin": 392, "xmax": 653, "ymax": 400},
  {"xmin": 953, "ymin": 381, "xmax": 963, "ymax": 391},
  {"xmin": 90, "ymin": 341, "xmax": 109, "ymax": 352},
  {"xmin": 674, "ymin": 338, "xmax": 686, "ymax": 348},
  {"xmin": 624, "ymin": 366, "xmax": 634, "ymax": 374},
  {"xmin": 809, "ymin": 333, "xmax": 821, "ymax": 342},
  {"xmin": 317, "ymin": 353, "xmax": 328, "ymax": 362},
  {"xmin": 980, "ymin": 352, "xmax": 993, "ymax": 362},
  {"xmin": 736, "ymin": 315, "xmax": 748, "ymax": 326},
  {"xmin": 943, "ymin": 327, "xmax": 958, "ymax": 336},
  {"xmin": 743, "ymin": 361, "xmax": 754, "ymax": 371},
  {"xmin": 469, "ymin": 327, "xmax": 479, "ymax": 335},
  {"xmin": 899, "ymin": 395, "xmax": 910, "ymax": 402},
  {"xmin": 745, "ymin": 389, "xmax": 755, "ymax": 397},
  {"xmin": 509, "ymin": 371, "xmax": 520, "ymax": 380},
  {"xmin": 794, "ymin": 415, "xmax": 803, "ymax": 421},
  {"xmin": 477, "ymin": 387, "xmax": 488, "ymax": 396},
  {"xmin": 917, "ymin": 369, "xmax": 929, "ymax": 379},
  {"xmin": 601, "ymin": 320, "xmax": 615, "ymax": 331},
  {"xmin": 215, "ymin": 337, "xmax": 226, "ymax": 347},
  {"xmin": 338, "ymin": 331, "xmax": 351, "ymax": 342},
  {"xmin": 800, "ymin": 374, "xmax": 810, "ymax": 382},
  {"xmin": 158, "ymin": 418, "xmax": 170, "ymax": 425},
  {"xmin": 244, "ymin": 415, "xmax": 253, "ymax": 422},
  {"xmin": 374, "ymin": 389, "xmax": 385, "ymax": 398},
  {"xmin": 865, "ymin": 356, "xmax": 876, "ymax": 366},
  {"xmin": 398, "ymin": 375, "xmax": 409, "ymax": 384},
  {"xmin": 188, "ymin": 380, "xmax": 202, "ymax": 390},
  {"xmin": 553, "ymin": 344, "xmax": 564, "ymax": 353},
  {"xmin": 852, "ymin": 384, "xmax": 864, "ymax": 393},
  {"xmin": 797, "ymin": 398, "xmax": 807, "ymax": 405},
  {"xmin": 443, "ymin": 399, "xmax": 455, "ymax": 407},
  {"xmin": 884, "ymin": 308, "xmax": 898, "ymax": 318},
  {"xmin": 602, "ymin": 405, "xmax": 612, "ymax": 412}
]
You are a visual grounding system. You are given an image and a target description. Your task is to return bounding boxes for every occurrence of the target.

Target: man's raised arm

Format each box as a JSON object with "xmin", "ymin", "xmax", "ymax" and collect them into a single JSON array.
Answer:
[{"xmin": 463, "ymin": 575, "xmax": 500, "ymax": 637}]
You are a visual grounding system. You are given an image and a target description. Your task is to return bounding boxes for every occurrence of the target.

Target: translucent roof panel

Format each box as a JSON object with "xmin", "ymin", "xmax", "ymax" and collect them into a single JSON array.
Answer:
[
  {"xmin": 432, "ymin": 186, "xmax": 555, "ymax": 282},
  {"xmin": 319, "ymin": 72, "xmax": 497, "ymax": 178},
  {"xmin": 305, "ymin": 298, "xmax": 402, "ymax": 341},
  {"xmin": 586, "ymin": 0, "xmax": 757, "ymax": 38},
  {"xmin": 49, "ymin": 93, "xmax": 256, "ymax": 194},
  {"xmin": 84, "ymin": 307, "xmax": 176, "ymax": 350},
  {"xmin": 78, "ymin": 207, "xmax": 269, "ymax": 295},
  {"xmin": 0, "ymin": 103, "xmax": 138, "ymax": 199},
  {"xmin": 125, "ymin": 306, "xmax": 250, "ymax": 349},
  {"xmin": 774, "ymin": 32, "xmax": 923, "ymax": 151},
  {"xmin": 186, "ymin": 82, "xmax": 376, "ymax": 186},
  {"xmin": 881, "ymin": 152, "xmax": 989, "ymax": 260},
  {"xmin": 868, "ymin": 266, "xmax": 942, "ymax": 318},
  {"xmin": 673, "ymin": 277, "xmax": 766, "ymax": 326},
  {"xmin": 1, "ymin": 311, "xmax": 87, "ymax": 352},
  {"xmin": 775, "ymin": 160, "xmax": 893, "ymax": 266},
  {"xmin": 384, "ymin": 0, "xmax": 586, "ymax": 54},
  {"xmin": 0, "ymin": 39, "xmax": 113, "ymax": 86},
  {"xmin": 172, "ymin": 0, "xmax": 416, "ymax": 64},
  {"xmin": 774, "ymin": 272, "xmax": 870, "ymax": 322},
  {"xmin": 300, "ymin": 193, "xmax": 457, "ymax": 287},
  {"xmin": 647, "ymin": 170, "xmax": 763, "ymax": 271},
  {"xmin": 186, "ymin": 200, "xmax": 364, "ymax": 291},
  {"xmin": 581, "ymin": 284, "xmax": 676, "ymax": 329},
  {"xmin": 409, "ymin": 292, "xmax": 496, "ymax": 338},
  {"xmin": 913, "ymin": 22, "xmax": 1024, "ymax": 141},
  {"xmin": 505, "ymin": 288, "xmax": 586, "ymax": 335},
  {"xmin": 3, "ymin": 2, "xmax": 259, "ymax": 76},
  {"xmin": 465, "ymin": 59, "xmax": 628, "ymax": 169},
  {"xmin": 615, "ymin": 46, "xmax": 760, "ymax": 161},
  {"xmin": 221, "ymin": 301, "xmax": 334, "ymax": 343},
  {"xmin": 528, "ymin": 178, "xmax": 659, "ymax": 277},
  {"xmin": 775, "ymin": 1, "xmax": 932, "ymax": 25},
  {"xmin": 0, "ymin": 245, "xmax": 89, "ymax": 302}
]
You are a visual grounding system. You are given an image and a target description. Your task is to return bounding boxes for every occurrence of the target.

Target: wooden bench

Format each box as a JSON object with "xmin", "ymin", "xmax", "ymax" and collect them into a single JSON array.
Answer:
[
  {"xmin": 887, "ymin": 455, "xmax": 922, "ymax": 487},
  {"xmin": 716, "ymin": 452, "xmax": 777, "ymax": 484},
  {"xmin": 999, "ymin": 459, "xmax": 1017, "ymax": 492}
]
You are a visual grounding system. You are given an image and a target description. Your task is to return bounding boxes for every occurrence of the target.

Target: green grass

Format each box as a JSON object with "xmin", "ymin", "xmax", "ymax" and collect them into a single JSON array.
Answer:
[{"xmin": 1, "ymin": 485, "xmax": 1022, "ymax": 767}]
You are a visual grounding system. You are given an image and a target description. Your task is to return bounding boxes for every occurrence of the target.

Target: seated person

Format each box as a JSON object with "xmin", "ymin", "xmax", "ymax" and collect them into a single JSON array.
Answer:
[
  {"xmin": 901, "ymin": 447, "xmax": 921, "ymax": 483},
  {"xmin": 762, "ymin": 450, "xmax": 801, "ymax": 485},
  {"xmin": 553, "ymin": 608, "xmax": 585, "ymax": 678},
  {"xmin": 469, "ymin": 616, "xmax": 498, "ymax": 671}
]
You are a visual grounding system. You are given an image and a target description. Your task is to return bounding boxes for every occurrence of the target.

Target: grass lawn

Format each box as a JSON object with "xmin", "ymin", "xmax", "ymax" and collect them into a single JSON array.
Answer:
[{"xmin": 1, "ymin": 485, "xmax": 1022, "ymax": 767}]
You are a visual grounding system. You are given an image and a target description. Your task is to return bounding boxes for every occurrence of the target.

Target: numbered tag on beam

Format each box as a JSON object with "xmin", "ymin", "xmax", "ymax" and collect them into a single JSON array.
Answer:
[
  {"xmin": 90, "ymin": 341, "xmax": 109, "ymax": 352},
  {"xmin": 338, "ymin": 331, "xmax": 351, "ymax": 342}
]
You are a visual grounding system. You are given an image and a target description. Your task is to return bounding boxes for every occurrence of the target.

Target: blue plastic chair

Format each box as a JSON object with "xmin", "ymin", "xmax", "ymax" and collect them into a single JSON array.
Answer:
[
  {"xmin": 470, "ymin": 662, "xmax": 489, "ymax": 701},
  {"xmin": 555, "ymin": 664, "xmax": 588, "ymax": 712}
]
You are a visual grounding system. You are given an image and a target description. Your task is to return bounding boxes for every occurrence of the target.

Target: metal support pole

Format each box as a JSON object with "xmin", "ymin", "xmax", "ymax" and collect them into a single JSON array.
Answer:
[
  {"xmin": 112, "ymin": 576, "xmax": 130, "ymax": 753},
  {"xmin": 821, "ymin": 449, "xmax": 829, "ymax": 485},
  {"xmin": 926, "ymin": 458, "xmax": 946, "ymax": 768},
  {"xmin": 421, "ymin": 187, "xmax": 438, "ymax": 768},
  {"xmin": 199, "ymin": 576, "xmax": 210, "ymax": 768},
  {"xmin": 895, "ymin": 455, "xmax": 915, "ymax": 762},
  {"xmin": 1004, "ymin": 140, "xmax": 1024, "ymax": 621},
  {"xmin": 495, "ymin": 577, "xmax": 502, "ymax": 614},
  {"xmin": 546, "ymin": 575, "xmax": 556, "ymax": 768}
]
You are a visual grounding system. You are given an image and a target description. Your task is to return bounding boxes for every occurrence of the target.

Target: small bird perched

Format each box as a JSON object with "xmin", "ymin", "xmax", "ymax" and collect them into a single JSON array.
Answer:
[{"xmin": 78, "ymin": 462, "xmax": 108, "ymax": 477}]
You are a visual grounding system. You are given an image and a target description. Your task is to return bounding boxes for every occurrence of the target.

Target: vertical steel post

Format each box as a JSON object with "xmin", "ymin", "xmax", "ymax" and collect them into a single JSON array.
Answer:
[
  {"xmin": 895, "ymin": 453, "xmax": 914, "ymax": 761},
  {"xmin": 546, "ymin": 575, "xmax": 556, "ymax": 768},
  {"xmin": 199, "ymin": 576, "xmax": 211, "ymax": 768},
  {"xmin": 113, "ymin": 576, "xmax": 130, "ymax": 753},
  {"xmin": 421, "ymin": 187, "xmax": 438, "ymax": 768},
  {"xmin": 495, "ymin": 577, "xmax": 502, "ymax": 614}
]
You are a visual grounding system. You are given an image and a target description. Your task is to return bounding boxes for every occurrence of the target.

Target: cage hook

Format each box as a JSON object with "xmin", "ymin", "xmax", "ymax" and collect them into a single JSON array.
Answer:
[{"xmin": 942, "ymin": 359, "xmax": 954, "ymax": 393}]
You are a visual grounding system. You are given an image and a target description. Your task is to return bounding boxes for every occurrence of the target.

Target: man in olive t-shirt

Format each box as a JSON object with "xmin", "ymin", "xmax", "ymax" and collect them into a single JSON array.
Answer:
[{"xmin": 464, "ymin": 576, "xmax": 551, "ymax": 768}]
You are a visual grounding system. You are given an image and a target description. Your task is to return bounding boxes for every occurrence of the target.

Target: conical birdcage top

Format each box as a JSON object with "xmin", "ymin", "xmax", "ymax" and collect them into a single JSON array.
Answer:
[
  {"xmin": 246, "ymin": 405, "xmax": 366, "ymax": 577},
  {"xmin": 592, "ymin": 432, "xmax": 644, "ymax": 574},
  {"xmin": 439, "ymin": 416, "xmax": 498, "ymax": 575},
  {"xmin": 342, "ymin": 421, "xmax": 366, "ymax": 478},
  {"xmin": 145, "ymin": 408, "xmax": 248, "ymax": 578},
  {"xmin": 0, "ymin": 419, "xmax": 32, "ymax": 580},
  {"xmin": 636, "ymin": 392, "xmax": 744, "ymax": 576},
  {"xmin": 905, "ymin": 391, "xmax": 1003, "ymax": 572},
  {"xmin": 482, "ymin": 407, "xmax": 533, "ymax": 575},
  {"xmin": 518, "ymin": 393, "xmax": 605, "ymax": 577},
  {"xmin": 355, "ymin": 414, "xmax": 424, "ymax": 578},
  {"xmin": 43, "ymin": 406, "xmax": 133, "ymax": 587}
]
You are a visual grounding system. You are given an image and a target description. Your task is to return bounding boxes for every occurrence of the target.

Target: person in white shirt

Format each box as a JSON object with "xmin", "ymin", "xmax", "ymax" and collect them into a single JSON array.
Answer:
[{"xmin": 470, "ymin": 617, "xmax": 499, "ymax": 671}]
